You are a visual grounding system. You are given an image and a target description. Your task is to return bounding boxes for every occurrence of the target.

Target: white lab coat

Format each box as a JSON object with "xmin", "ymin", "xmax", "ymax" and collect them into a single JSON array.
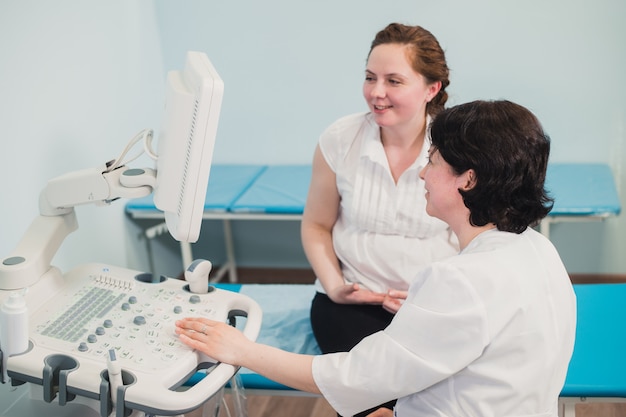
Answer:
[{"xmin": 312, "ymin": 228, "xmax": 576, "ymax": 417}]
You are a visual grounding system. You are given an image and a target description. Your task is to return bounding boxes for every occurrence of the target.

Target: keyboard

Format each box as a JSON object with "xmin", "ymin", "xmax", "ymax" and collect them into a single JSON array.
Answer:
[
  {"xmin": 40, "ymin": 286, "xmax": 126, "ymax": 343},
  {"xmin": 31, "ymin": 266, "xmax": 219, "ymax": 372}
]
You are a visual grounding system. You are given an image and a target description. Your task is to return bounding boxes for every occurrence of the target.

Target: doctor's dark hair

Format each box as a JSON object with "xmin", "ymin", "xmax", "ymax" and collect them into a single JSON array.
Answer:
[
  {"xmin": 369, "ymin": 23, "xmax": 450, "ymax": 116},
  {"xmin": 429, "ymin": 100, "xmax": 554, "ymax": 233}
]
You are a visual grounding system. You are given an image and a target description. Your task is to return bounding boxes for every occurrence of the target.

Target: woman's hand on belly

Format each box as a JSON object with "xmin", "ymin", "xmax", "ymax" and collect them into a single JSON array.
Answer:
[{"xmin": 328, "ymin": 282, "xmax": 387, "ymax": 305}]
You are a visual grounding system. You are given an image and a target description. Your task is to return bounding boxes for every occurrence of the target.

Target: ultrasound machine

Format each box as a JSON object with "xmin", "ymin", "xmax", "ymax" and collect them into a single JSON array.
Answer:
[{"xmin": 0, "ymin": 52, "xmax": 262, "ymax": 417}]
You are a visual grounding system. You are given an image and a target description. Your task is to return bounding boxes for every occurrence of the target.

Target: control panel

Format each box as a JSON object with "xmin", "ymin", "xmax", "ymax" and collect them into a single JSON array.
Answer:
[{"xmin": 5, "ymin": 263, "xmax": 261, "ymax": 417}]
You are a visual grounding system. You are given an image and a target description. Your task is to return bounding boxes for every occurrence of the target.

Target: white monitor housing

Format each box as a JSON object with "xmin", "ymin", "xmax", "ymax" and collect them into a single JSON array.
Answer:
[{"xmin": 153, "ymin": 51, "xmax": 224, "ymax": 242}]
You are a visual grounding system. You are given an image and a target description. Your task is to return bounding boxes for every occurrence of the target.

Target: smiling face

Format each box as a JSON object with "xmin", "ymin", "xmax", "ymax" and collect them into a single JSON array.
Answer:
[
  {"xmin": 363, "ymin": 43, "xmax": 440, "ymax": 131},
  {"xmin": 419, "ymin": 148, "xmax": 472, "ymax": 228}
]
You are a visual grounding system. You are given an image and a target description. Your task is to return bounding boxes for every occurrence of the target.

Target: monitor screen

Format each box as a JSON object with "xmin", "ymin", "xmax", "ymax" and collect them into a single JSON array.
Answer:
[{"xmin": 152, "ymin": 51, "xmax": 224, "ymax": 243}]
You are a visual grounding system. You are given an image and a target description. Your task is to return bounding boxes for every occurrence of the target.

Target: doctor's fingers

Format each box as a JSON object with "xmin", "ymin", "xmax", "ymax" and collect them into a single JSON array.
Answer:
[{"xmin": 175, "ymin": 318, "xmax": 219, "ymax": 334}]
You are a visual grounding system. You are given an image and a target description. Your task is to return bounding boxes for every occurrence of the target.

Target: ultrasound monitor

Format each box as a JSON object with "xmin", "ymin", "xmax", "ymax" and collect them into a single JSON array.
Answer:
[
  {"xmin": 0, "ymin": 51, "xmax": 223, "ymax": 290},
  {"xmin": 152, "ymin": 51, "xmax": 224, "ymax": 243}
]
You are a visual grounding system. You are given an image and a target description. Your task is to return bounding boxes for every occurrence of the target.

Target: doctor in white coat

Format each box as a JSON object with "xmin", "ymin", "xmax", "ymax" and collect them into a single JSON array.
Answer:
[{"xmin": 176, "ymin": 99, "xmax": 577, "ymax": 417}]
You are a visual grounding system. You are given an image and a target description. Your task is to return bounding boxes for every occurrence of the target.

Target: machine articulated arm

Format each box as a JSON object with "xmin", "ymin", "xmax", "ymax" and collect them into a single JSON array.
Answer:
[{"xmin": 0, "ymin": 161, "xmax": 154, "ymax": 291}]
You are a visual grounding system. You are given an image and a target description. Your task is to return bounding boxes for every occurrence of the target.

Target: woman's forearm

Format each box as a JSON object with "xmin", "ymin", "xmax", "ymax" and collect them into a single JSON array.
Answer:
[
  {"xmin": 238, "ymin": 342, "xmax": 321, "ymax": 394},
  {"xmin": 301, "ymin": 144, "xmax": 344, "ymax": 293},
  {"xmin": 301, "ymin": 220, "xmax": 344, "ymax": 292}
]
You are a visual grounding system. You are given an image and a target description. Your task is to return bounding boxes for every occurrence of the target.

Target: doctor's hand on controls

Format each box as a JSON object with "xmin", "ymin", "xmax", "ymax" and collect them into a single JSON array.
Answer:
[{"xmin": 176, "ymin": 100, "xmax": 577, "ymax": 417}]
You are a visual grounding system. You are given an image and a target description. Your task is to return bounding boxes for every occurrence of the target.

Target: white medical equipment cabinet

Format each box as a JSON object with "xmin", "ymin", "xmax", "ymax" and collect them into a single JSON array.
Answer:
[{"xmin": 0, "ymin": 51, "xmax": 262, "ymax": 417}]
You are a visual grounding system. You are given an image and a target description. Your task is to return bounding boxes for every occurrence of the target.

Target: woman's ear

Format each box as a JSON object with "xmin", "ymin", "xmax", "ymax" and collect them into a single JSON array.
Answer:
[
  {"xmin": 461, "ymin": 169, "xmax": 477, "ymax": 191},
  {"xmin": 426, "ymin": 81, "xmax": 442, "ymax": 103}
]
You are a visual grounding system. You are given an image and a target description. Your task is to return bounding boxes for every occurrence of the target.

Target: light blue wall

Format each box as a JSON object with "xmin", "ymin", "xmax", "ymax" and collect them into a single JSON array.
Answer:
[
  {"xmin": 153, "ymin": 0, "xmax": 626, "ymax": 165},
  {"xmin": 1, "ymin": 0, "xmax": 624, "ymax": 278},
  {"xmin": 0, "ymin": 1, "xmax": 164, "ymax": 273}
]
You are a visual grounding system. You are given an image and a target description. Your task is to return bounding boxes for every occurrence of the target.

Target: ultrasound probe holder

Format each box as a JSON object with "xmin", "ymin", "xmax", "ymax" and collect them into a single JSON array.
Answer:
[{"xmin": 0, "ymin": 161, "xmax": 263, "ymax": 416}]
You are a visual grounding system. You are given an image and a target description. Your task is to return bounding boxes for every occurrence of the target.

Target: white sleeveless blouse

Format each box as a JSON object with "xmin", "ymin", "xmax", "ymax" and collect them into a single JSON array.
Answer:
[{"xmin": 317, "ymin": 112, "xmax": 458, "ymax": 293}]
